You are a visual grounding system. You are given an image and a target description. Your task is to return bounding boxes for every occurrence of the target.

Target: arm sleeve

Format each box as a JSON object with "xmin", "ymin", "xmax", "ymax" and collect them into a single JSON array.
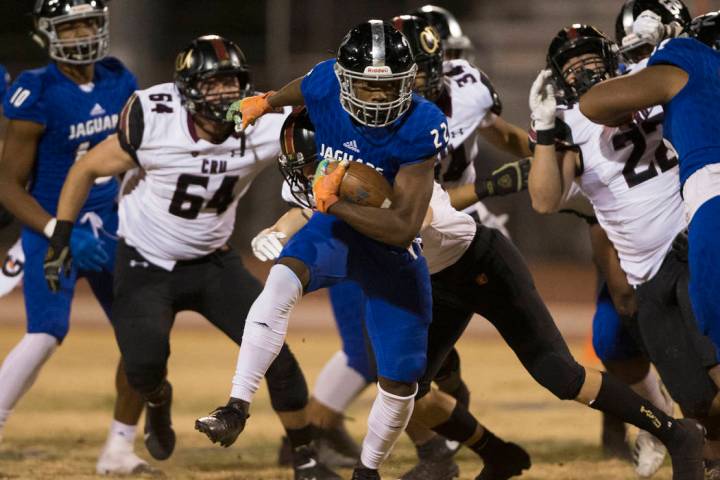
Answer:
[
  {"xmin": 117, "ymin": 93, "xmax": 144, "ymax": 165},
  {"xmin": 3, "ymin": 72, "xmax": 47, "ymax": 125}
]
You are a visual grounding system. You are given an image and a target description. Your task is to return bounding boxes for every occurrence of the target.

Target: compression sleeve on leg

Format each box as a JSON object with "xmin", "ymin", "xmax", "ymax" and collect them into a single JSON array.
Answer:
[
  {"xmin": 313, "ymin": 350, "xmax": 370, "ymax": 413},
  {"xmin": 230, "ymin": 264, "xmax": 302, "ymax": 402}
]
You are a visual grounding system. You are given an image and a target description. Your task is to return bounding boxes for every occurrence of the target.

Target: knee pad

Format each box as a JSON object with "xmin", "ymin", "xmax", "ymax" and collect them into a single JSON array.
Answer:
[
  {"xmin": 265, "ymin": 344, "xmax": 309, "ymax": 412},
  {"xmin": 528, "ymin": 351, "xmax": 585, "ymax": 400}
]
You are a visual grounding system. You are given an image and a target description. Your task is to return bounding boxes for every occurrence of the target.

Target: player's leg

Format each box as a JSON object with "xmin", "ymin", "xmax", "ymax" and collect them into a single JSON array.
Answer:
[
  {"xmin": 470, "ymin": 225, "xmax": 704, "ymax": 478},
  {"xmin": 111, "ymin": 241, "xmax": 177, "ymax": 461},
  {"xmin": 593, "ymin": 283, "xmax": 674, "ymax": 475},
  {"xmin": 410, "ymin": 298, "xmax": 530, "ymax": 480},
  {"xmin": 85, "ymin": 267, "xmax": 149, "ymax": 474},
  {"xmin": 353, "ymin": 248, "xmax": 433, "ymax": 477},
  {"xmin": 195, "ymin": 248, "xmax": 340, "ymax": 480},
  {"xmin": 433, "ymin": 348, "xmax": 470, "ymax": 409},
  {"xmin": 81, "ymin": 209, "xmax": 149, "ymax": 473},
  {"xmin": 305, "ymin": 282, "xmax": 372, "ymax": 467},
  {"xmin": 0, "ymin": 230, "xmax": 70, "ymax": 442}
]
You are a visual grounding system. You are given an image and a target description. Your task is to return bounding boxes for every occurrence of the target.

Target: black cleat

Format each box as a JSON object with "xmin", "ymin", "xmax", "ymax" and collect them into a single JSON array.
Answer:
[
  {"xmin": 351, "ymin": 466, "xmax": 381, "ymax": 480},
  {"xmin": 400, "ymin": 436, "xmax": 460, "ymax": 480},
  {"xmin": 475, "ymin": 442, "xmax": 531, "ymax": 480},
  {"xmin": 292, "ymin": 444, "xmax": 342, "ymax": 480},
  {"xmin": 144, "ymin": 382, "xmax": 176, "ymax": 460},
  {"xmin": 315, "ymin": 424, "xmax": 361, "ymax": 468},
  {"xmin": 601, "ymin": 412, "xmax": 631, "ymax": 461},
  {"xmin": 666, "ymin": 418, "xmax": 704, "ymax": 480},
  {"xmin": 195, "ymin": 400, "xmax": 249, "ymax": 448}
]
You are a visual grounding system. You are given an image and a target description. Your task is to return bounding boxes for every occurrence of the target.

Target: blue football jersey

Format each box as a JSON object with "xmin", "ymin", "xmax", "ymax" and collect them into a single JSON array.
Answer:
[
  {"xmin": 3, "ymin": 58, "xmax": 137, "ymax": 214},
  {"xmin": 0, "ymin": 64, "xmax": 9, "ymax": 102},
  {"xmin": 648, "ymin": 38, "xmax": 720, "ymax": 185},
  {"xmin": 301, "ymin": 59, "xmax": 448, "ymax": 185}
]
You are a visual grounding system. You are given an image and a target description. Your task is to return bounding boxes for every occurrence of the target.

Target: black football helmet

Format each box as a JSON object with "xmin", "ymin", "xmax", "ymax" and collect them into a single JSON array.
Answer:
[
  {"xmin": 615, "ymin": 0, "xmax": 691, "ymax": 60},
  {"xmin": 278, "ymin": 108, "xmax": 318, "ymax": 208},
  {"xmin": 32, "ymin": 0, "xmax": 109, "ymax": 64},
  {"xmin": 391, "ymin": 15, "xmax": 443, "ymax": 100},
  {"xmin": 411, "ymin": 4, "xmax": 473, "ymax": 61},
  {"xmin": 335, "ymin": 20, "xmax": 417, "ymax": 128},
  {"xmin": 689, "ymin": 12, "xmax": 720, "ymax": 50},
  {"xmin": 174, "ymin": 35, "xmax": 252, "ymax": 123},
  {"xmin": 547, "ymin": 25, "xmax": 619, "ymax": 105}
]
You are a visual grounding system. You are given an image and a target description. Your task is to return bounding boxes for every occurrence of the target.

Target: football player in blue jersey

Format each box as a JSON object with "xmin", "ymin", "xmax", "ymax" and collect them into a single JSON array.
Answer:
[
  {"xmin": 195, "ymin": 21, "xmax": 447, "ymax": 480},
  {"xmin": 0, "ymin": 63, "xmax": 13, "ymax": 229},
  {"xmin": 0, "ymin": 0, "xmax": 149, "ymax": 474}
]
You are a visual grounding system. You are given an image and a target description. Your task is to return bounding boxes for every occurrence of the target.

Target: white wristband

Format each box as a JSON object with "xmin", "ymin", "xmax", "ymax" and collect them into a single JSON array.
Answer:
[{"xmin": 43, "ymin": 218, "xmax": 57, "ymax": 238}]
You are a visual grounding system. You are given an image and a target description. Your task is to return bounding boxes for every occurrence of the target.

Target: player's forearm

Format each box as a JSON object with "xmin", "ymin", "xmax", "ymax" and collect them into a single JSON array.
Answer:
[
  {"xmin": 328, "ymin": 201, "xmax": 423, "ymax": 248},
  {"xmin": 448, "ymin": 184, "xmax": 479, "ymax": 210},
  {"xmin": 55, "ymin": 163, "xmax": 96, "ymax": 222},
  {"xmin": 481, "ymin": 118, "xmax": 532, "ymax": 158},
  {"xmin": 267, "ymin": 77, "xmax": 305, "ymax": 108},
  {"xmin": 528, "ymin": 145, "xmax": 563, "ymax": 214},
  {"xmin": 273, "ymin": 207, "xmax": 312, "ymax": 238},
  {"xmin": 0, "ymin": 180, "xmax": 52, "ymax": 233}
]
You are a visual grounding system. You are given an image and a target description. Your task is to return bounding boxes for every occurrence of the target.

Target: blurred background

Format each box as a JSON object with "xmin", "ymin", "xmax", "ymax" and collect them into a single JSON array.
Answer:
[{"xmin": 0, "ymin": 0, "xmax": 718, "ymax": 272}]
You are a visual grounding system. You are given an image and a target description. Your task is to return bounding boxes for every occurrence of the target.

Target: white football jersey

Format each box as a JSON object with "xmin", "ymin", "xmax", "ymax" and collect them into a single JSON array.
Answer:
[
  {"xmin": 435, "ymin": 59, "xmax": 500, "ymax": 191},
  {"xmin": 118, "ymin": 83, "xmax": 289, "ymax": 270},
  {"xmin": 557, "ymin": 64, "xmax": 685, "ymax": 285},
  {"xmin": 421, "ymin": 182, "xmax": 477, "ymax": 274}
]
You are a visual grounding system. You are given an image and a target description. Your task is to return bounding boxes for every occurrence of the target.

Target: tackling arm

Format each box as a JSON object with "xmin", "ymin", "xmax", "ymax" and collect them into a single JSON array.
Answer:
[
  {"xmin": 0, "ymin": 119, "xmax": 51, "ymax": 233},
  {"xmin": 579, "ymin": 65, "xmax": 687, "ymax": 126},
  {"xmin": 589, "ymin": 223, "xmax": 637, "ymax": 317},
  {"xmin": 329, "ymin": 158, "xmax": 435, "ymax": 248},
  {"xmin": 479, "ymin": 116, "xmax": 532, "ymax": 158},
  {"xmin": 267, "ymin": 77, "xmax": 305, "ymax": 109},
  {"xmin": 55, "ymin": 134, "xmax": 137, "ymax": 223},
  {"xmin": 528, "ymin": 146, "xmax": 577, "ymax": 214}
]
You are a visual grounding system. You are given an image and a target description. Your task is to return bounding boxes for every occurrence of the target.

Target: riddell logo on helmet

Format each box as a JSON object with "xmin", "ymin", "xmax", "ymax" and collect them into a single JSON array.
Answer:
[
  {"xmin": 69, "ymin": 5, "xmax": 94, "ymax": 14},
  {"xmin": 363, "ymin": 66, "xmax": 392, "ymax": 75}
]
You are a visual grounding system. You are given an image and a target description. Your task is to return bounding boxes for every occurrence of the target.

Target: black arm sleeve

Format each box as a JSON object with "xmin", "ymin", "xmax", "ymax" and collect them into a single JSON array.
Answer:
[{"xmin": 117, "ymin": 94, "xmax": 144, "ymax": 165}]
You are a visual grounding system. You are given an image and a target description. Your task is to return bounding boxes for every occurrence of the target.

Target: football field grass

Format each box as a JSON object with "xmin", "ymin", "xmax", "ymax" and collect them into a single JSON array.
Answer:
[{"xmin": 0, "ymin": 322, "xmax": 671, "ymax": 479}]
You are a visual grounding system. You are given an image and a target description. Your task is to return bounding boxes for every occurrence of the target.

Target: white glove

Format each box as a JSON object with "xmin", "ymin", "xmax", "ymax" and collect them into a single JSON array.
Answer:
[
  {"xmin": 632, "ymin": 10, "xmax": 666, "ymax": 45},
  {"xmin": 251, "ymin": 228, "xmax": 286, "ymax": 262},
  {"xmin": 529, "ymin": 69, "xmax": 557, "ymax": 131}
]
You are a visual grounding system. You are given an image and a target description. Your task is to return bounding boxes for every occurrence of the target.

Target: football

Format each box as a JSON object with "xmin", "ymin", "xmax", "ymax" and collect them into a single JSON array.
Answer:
[{"xmin": 326, "ymin": 161, "xmax": 393, "ymax": 208}]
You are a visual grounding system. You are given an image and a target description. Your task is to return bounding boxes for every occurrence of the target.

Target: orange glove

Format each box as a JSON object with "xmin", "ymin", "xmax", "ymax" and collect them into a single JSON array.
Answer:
[
  {"xmin": 312, "ymin": 159, "xmax": 348, "ymax": 213},
  {"xmin": 226, "ymin": 91, "xmax": 275, "ymax": 132}
]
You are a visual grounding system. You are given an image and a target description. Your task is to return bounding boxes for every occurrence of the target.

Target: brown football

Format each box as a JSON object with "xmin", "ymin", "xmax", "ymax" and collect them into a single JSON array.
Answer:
[{"xmin": 326, "ymin": 161, "xmax": 393, "ymax": 208}]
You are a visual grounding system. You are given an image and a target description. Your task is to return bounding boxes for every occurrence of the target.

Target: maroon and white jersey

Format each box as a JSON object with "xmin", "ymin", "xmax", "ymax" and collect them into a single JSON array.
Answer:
[
  {"xmin": 118, "ymin": 82, "xmax": 289, "ymax": 270},
  {"xmin": 435, "ymin": 59, "xmax": 501, "ymax": 191},
  {"xmin": 556, "ymin": 62, "xmax": 684, "ymax": 285}
]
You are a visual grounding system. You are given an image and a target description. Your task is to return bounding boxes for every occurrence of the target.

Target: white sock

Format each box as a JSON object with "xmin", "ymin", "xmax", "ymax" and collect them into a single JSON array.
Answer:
[
  {"xmin": 360, "ymin": 383, "xmax": 417, "ymax": 470},
  {"xmin": 0, "ymin": 333, "xmax": 58, "ymax": 429},
  {"xmin": 630, "ymin": 369, "xmax": 673, "ymax": 416},
  {"xmin": 314, "ymin": 350, "xmax": 369, "ymax": 413},
  {"xmin": 230, "ymin": 264, "xmax": 302, "ymax": 402},
  {"xmin": 107, "ymin": 420, "xmax": 137, "ymax": 443}
]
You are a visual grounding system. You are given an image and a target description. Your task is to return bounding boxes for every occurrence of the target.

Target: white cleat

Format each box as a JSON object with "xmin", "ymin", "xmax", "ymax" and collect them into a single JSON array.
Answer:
[
  {"xmin": 96, "ymin": 434, "xmax": 155, "ymax": 475},
  {"xmin": 633, "ymin": 429, "xmax": 667, "ymax": 478}
]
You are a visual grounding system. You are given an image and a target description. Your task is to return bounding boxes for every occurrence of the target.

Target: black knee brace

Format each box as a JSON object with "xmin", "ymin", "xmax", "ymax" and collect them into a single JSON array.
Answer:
[
  {"xmin": 266, "ymin": 344, "xmax": 309, "ymax": 412},
  {"xmin": 527, "ymin": 350, "xmax": 586, "ymax": 400}
]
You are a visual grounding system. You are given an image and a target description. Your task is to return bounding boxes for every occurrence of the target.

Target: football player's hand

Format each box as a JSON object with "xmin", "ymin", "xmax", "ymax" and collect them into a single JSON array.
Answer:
[
  {"xmin": 312, "ymin": 159, "xmax": 348, "ymax": 213},
  {"xmin": 529, "ymin": 70, "xmax": 556, "ymax": 131},
  {"xmin": 485, "ymin": 158, "xmax": 531, "ymax": 197},
  {"xmin": 226, "ymin": 91, "xmax": 275, "ymax": 132},
  {"xmin": 632, "ymin": 10, "xmax": 666, "ymax": 44},
  {"xmin": 251, "ymin": 228, "xmax": 287, "ymax": 262},
  {"xmin": 44, "ymin": 220, "xmax": 74, "ymax": 293},
  {"xmin": 70, "ymin": 227, "xmax": 109, "ymax": 272}
]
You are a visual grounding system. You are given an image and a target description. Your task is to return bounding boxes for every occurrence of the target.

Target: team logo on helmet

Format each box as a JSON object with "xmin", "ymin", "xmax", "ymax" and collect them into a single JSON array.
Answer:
[
  {"xmin": 176, "ymin": 49, "xmax": 194, "ymax": 71},
  {"xmin": 420, "ymin": 26, "xmax": 440, "ymax": 54}
]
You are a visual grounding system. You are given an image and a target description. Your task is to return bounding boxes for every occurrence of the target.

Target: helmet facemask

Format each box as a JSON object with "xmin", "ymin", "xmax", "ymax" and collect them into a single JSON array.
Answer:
[
  {"xmin": 278, "ymin": 152, "xmax": 316, "ymax": 208},
  {"xmin": 334, "ymin": 62, "xmax": 417, "ymax": 128},
  {"xmin": 550, "ymin": 38, "xmax": 618, "ymax": 104},
  {"xmin": 35, "ymin": 6, "xmax": 109, "ymax": 65},
  {"xmin": 182, "ymin": 71, "xmax": 251, "ymax": 124}
]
